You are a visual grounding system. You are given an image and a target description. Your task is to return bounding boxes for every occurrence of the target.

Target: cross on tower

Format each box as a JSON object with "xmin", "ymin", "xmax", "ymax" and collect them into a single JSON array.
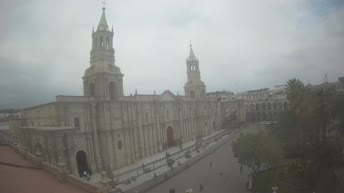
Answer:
[{"xmin": 102, "ymin": 1, "xmax": 106, "ymax": 11}]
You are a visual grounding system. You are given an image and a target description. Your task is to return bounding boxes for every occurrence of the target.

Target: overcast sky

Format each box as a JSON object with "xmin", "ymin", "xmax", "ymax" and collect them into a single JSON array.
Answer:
[{"xmin": 0, "ymin": 0, "xmax": 343, "ymax": 109}]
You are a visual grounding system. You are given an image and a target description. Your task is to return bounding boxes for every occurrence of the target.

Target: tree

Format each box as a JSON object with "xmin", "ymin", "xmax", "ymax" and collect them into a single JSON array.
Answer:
[
  {"xmin": 269, "ymin": 111, "xmax": 299, "ymax": 158},
  {"xmin": 309, "ymin": 87, "xmax": 335, "ymax": 142},
  {"xmin": 312, "ymin": 140, "xmax": 342, "ymax": 169},
  {"xmin": 232, "ymin": 133, "xmax": 283, "ymax": 176},
  {"xmin": 286, "ymin": 79, "xmax": 307, "ymax": 150},
  {"xmin": 286, "ymin": 78, "xmax": 306, "ymax": 116},
  {"xmin": 284, "ymin": 78, "xmax": 335, "ymax": 147}
]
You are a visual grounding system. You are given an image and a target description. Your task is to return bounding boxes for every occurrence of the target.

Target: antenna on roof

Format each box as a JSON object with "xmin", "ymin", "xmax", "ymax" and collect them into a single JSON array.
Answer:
[{"xmin": 323, "ymin": 73, "xmax": 328, "ymax": 83}]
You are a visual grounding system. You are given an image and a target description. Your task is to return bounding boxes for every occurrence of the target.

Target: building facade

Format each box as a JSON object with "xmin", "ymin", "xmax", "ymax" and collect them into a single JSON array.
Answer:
[
  {"xmin": 220, "ymin": 86, "xmax": 288, "ymax": 123},
  {"xmin": 11, "ymin": 8, "xmax": 224, "ymax": 177}
]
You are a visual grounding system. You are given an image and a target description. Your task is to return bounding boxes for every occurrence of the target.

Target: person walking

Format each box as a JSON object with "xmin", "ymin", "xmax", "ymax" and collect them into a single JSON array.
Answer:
[{"xmin": 209, "ymin": 161, "xmax": 212, "ymax": 168}]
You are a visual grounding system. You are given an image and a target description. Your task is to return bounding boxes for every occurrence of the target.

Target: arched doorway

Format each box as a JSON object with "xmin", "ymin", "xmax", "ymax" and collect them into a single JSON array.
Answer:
[
  {"xmin": 166, "ymin": 126, "xmax": 174, "ymax": 147},
  {"xmin": 34, "ymin": 142, "xmax": 43, "ymax": 155},
  {"xmin": 76, "ymin": 150, "xmax": 90, "ymax": 177}
]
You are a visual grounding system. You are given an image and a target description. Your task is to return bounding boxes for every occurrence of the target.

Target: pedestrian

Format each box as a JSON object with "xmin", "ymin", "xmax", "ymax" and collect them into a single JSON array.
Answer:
[
  {"xmin": 142, "ymin": 163, "xmax": 145, "ymax": 170},
  {"xmin": 172, "ymin": 188, "xmax": 176, "ymax": 193},
  {"xmin": 209, "ymin": 161, "xmax": 212, "ymax": 168},
  {"xmin": 199, "ymin": 184, "xmax": 204, "ymax": 192},
  {"xmin": 83, "ymin": 171, "xmax": 91, "ymax": 180},
  {"xmin": 169, "ymin": 188, "xmax": 172, "ymax": 193}
]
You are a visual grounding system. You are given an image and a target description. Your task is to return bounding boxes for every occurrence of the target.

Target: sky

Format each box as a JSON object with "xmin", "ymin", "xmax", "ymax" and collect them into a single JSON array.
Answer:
[{"xmin": 0, "ymin": 0, "xmax": 343, "ymax": 109}]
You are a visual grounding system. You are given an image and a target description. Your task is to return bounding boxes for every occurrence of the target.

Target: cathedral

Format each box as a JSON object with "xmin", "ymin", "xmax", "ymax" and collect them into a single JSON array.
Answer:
[{"xmin": 11, "ymin": 7, "xmax": 227, "ymax": 177}]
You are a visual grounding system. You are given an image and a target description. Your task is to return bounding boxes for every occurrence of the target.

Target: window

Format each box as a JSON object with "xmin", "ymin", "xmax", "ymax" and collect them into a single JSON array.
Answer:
[
  {"xmin": 190, "ymin": 91, "xmax": 195, "ymax": 98},
  {"xmin": 145, "ymin": 112, "xmax": 149, "ymax": 122},
  {"xmin": 117, "ymin": 140, "xmax": 123, "ymax": 150},
  {"xmin": 74, "ymin": 117, "xmax": 80, "ymax": 127},
  {"xmin": 109, "ymin": 81, "xmax": 116, "ymax": 99},
  {"xmin": 100, "ymin": 36, "xmax": 104, "ymax": 47},
  {"xmin": 89, "ymin": 83, "xmax": 95, "ymax": 96},
  {"xmin": 93, "ymin": 37, "xmax": 97, "ymax": 48},
  {"xmin": 106, "ymin": 37, "xmax": 110, "ymax": 49}
]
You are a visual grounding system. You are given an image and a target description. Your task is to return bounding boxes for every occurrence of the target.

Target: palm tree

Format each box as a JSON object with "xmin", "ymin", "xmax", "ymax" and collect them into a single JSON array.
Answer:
[
  {"xmin": 286, "ymin": 78, "xmax": 307, "ymax": 154},
  {"xmin": 286, "ymin": 78, "xmax": 305, "ymax": 113}
]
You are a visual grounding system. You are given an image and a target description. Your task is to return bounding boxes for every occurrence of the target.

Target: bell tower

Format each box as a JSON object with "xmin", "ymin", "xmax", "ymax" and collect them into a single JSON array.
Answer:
[
  {"xmin": 83, "ymin": 6, "xmax": 124, "ymax": 99},
  {"xmin": 184, "ymin": 43, "xmax": 206, "ymax": 99}
]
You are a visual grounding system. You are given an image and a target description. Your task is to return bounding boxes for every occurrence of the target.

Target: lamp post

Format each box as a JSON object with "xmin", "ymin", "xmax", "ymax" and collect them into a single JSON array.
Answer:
[{"xmin": 272, "ymin": 186, "xmax": 278, "ymax": 193}]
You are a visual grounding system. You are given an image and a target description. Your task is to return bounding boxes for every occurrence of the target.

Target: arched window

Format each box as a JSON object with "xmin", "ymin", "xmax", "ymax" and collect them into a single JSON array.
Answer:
[
  {"xmin": 74, "ymin": 117, "xmax": 80, "ymax": 127},
  {"xmin": 93, "ymin": 37, "xmax": 97, "ymax": 48},
  {"xmin": 117, "ymin": 140, "xmax": 123, "ymax": 150},
  {"xmin": 273, "ymin": 103, "xmax": 277, "ymax": 110},
  {"xmin": 267, "ymin": 103, "xmax": 271, "ymax": 110},
  {"xmin": 278, "ymin": 103, "xmax": 283, "ymax": 111},
  {"xmin": 89, "ymin": 83, "xmax": 95, "ymax": 96},
  {"xmin": 190, "ymin": 91, "xmax": 195, "ymax": 98},
  {"xmin": 261, "ymin": 103, "xmax": 266, "ymax": 111},
  {"xmin": 109, "ymin": 81, "xmax": 116, "ymax": 99},
  {"xmin": 145, "ymin": 112, "xmax": 149, "ymax": 123},
  {"xmin": 106, "ymin": 37, "xmax": 110, "ymax": 49},
  {"xmin": 166, "ymin": 110, "xmax": 170, "ymax": 120},
  {"xmin": 100, "ymin": 36, "xmax": 104, "ymax": 47},
  {"xmin": 250, "ymin": 104, "xmax": 255, "ymax": 111},
  {"xmin": 256, "ymin": 103, "xmax": 260, "ymax": 111}
]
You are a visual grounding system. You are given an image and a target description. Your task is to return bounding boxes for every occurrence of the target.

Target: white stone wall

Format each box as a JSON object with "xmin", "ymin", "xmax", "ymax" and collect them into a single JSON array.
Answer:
[{"xmin": 16, "ymin": 93, "xmax": 220, "ymax": 175}]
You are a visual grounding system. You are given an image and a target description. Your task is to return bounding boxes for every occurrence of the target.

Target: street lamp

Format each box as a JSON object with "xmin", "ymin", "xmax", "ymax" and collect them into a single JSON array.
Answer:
[{"xmin": 272, "ymin": 186, "xmax": 278, "ymax": 193}]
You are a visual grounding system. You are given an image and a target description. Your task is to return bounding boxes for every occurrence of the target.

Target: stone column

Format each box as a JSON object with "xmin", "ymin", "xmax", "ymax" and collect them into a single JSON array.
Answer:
[
  {"xmin": 97, "ymin": 171, "xmax": 112, "ymax": 193},
  {"xmin": 57, "ymin": 156, "xmax": 69, "ymax": 183}
]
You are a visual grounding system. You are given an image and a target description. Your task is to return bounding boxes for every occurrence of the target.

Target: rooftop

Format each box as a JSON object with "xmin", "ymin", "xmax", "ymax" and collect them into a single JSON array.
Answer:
[{"xmin": 0, "ymin": 146, "xmax": 88, "ymax": 193}]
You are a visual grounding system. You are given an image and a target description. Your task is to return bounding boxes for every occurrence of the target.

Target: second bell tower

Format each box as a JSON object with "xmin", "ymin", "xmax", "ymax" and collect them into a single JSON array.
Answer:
[{"xmin": 184, "ymin": 44, "xmax": 206, "ymax": 99}]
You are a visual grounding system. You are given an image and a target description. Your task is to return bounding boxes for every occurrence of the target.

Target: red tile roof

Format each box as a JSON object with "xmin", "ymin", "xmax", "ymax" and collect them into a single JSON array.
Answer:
[{"xmin": 0, "ymin": 146, "xmax": 89, "ymax": 193}]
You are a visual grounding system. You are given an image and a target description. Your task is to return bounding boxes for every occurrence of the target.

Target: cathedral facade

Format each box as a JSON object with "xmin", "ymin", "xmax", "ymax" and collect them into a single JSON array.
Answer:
[{"xmin": 13, "ymin": 8, "xmax": 226, "ymax": 177}]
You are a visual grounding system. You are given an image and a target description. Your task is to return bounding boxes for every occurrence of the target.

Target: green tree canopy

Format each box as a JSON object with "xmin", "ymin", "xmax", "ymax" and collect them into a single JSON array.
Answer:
[{"xmin": 232, "ymin": 133, "xmax": 283, "ymax": 176}]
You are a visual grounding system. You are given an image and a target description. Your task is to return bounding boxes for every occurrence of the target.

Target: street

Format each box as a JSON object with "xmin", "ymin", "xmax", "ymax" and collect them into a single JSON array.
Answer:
[{"xmin": 146, "ymin": 125, "xmax": 258, "ymax": 193}]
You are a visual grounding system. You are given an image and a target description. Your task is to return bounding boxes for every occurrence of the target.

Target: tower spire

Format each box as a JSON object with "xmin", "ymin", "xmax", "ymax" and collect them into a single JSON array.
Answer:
[
  {"xmin": 188, "ymin": 41, "xmax": 196, "ymax": 59},
  {"xmin": 184, "ymin": 42, "xmax": 206, "ymax": 99},
  {"xmin": 97, "ymin": 2, "xmax": 109, "ymax": 31}
]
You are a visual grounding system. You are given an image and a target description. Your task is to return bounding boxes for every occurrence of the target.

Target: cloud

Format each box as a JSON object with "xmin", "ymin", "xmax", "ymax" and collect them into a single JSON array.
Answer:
[{"xmin": 0, "ymin": 0, "xmax": 343, "ymax": 108}]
